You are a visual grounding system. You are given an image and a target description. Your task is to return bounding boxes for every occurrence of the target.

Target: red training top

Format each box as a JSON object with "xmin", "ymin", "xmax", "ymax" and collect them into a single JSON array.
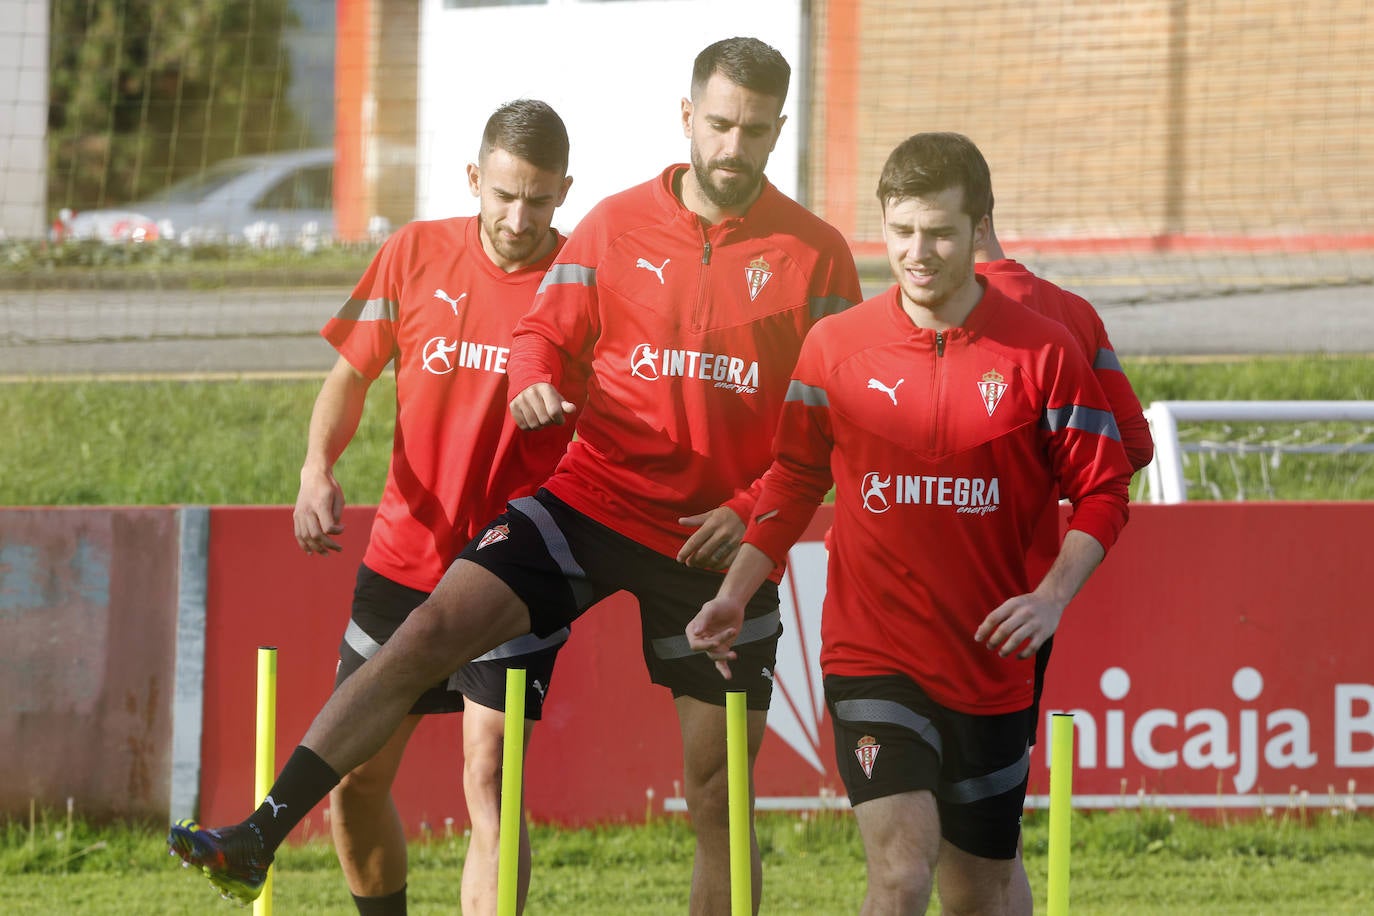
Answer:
[
  {"xmin": 978, "ymin": 258, "xmax": 1153, "ymax": 470},
  {"xmin": 745, "ymin": 283, "xmax": 1133, "ymax": 714},
  {"xmin": 506, "ymin": 165, "xmax": 862, "ymax": 559},
  {"xmin": 322, "ymin": 217, "xmax": 579, "ymax": 592}
]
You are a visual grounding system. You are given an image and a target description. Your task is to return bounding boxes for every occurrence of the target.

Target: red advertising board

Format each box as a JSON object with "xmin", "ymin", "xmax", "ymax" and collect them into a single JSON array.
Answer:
[
  {"xmin": 1029, "ymin": 503, "xmax": 1373, "ymax": 809},
  {"xmin": 198, "ymin": 503, "xmax": 1374, "ymax": 834}
]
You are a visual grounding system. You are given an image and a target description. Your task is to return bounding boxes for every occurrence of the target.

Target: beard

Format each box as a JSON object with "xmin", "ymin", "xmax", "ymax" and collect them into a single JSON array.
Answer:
[
  {"xmin": 484, "ymin": 216, "xmax": 541, "ymax": 265},
  {"xmin": 690, "ymin": 145, "xmax": 763, "ymax": 210}
]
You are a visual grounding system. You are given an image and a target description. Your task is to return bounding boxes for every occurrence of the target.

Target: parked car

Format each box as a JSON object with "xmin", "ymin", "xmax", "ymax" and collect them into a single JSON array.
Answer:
[{"xmin": 62, "ymin": 148, "xmax": 335, "ymax": 246}]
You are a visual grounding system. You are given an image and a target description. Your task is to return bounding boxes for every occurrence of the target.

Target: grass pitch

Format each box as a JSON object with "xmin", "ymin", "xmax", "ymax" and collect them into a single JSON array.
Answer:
[{"xmin": 3, "ymin": 808, "xmax": 1372, "ymax": 913}]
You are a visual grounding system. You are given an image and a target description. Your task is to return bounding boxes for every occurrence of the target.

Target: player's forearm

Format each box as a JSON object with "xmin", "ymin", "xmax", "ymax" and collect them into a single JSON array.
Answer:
[
  {"xmin": 715, "ymin": 543, "xmax": 778, "ymax": 606},
  {"xmin": 507, "ymin": 329, "xmax": 565, "ymax": 394},
  {"xmin": 1033, "ymin": 529, "xmax": 1106, "ymax": 609},
  {"xmin": 303, "ymin": 359, "xmax": 371, "ymax": 475}
]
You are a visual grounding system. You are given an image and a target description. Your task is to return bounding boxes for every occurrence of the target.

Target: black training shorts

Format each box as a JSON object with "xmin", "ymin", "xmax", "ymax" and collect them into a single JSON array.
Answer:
[
  {"xmin": 334, "ymin": 563, "xmax": 566, "ymax": 719},
  {"xmin": 825, "ymin": 673, "xmax": 1033, "ymax": 859},
  {"xmin": 458, "ymin": 489, "xmax": 781, "ymax": 710}
]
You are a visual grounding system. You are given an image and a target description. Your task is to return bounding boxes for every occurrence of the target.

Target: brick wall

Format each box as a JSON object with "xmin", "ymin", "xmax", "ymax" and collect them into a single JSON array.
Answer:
[{"xmin": 813, "ymin": 0, "xmax": 1373, "ymax": 244}]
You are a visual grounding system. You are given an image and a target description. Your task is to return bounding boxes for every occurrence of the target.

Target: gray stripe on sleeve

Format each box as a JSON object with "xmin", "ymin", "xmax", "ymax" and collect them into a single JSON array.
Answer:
[
  {"xmin": 1043, "ymin": 404, "xmax": 1122, "ymax": 441},
  {"xmin": 536, "ymin": 263, "xmax": 596, "ymax": 294},
  {"xmin": 1093, "ymin": 347, "xmax": 1124, "ymax": 372},
  {"xmin": 335, "ymin": 296, "xmax": 398, "ymax": 322},
  {"xmin": 651, "ymin": 609, "xmax": 782, "ymax": 661},
  {"xmin": 785, "ymin": 379, "xmax": 829, "ymax": 407},
  {"xmin": 810, "ymin": 294, "xmax": 855, "ymax": 320}
]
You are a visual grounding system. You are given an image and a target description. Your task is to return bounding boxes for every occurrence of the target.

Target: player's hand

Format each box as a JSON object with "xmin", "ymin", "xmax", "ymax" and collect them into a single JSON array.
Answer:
[
  {"xmin": 677, "ymin": 506, "xmax": 745, "ymax": 570},
  {"xmin": 686, "ymin": 597, "xmax": 745, "ymax": 679},
  {"xmin": 975, "ymin": 592, "xmax": 1065, "ymax": 659},
  {"xmin": 509, "ymin": 382, "xmax": 577, "ymax": 430},
  {"xmin": 294, "ymin": 468, "xmax": 345, "ymax": 554}
]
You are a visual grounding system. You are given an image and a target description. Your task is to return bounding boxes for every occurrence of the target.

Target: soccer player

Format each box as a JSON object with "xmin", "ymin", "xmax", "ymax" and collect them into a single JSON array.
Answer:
[
  {"xmin": 168, "ymin": 37, "xmax": 860, "ymax": 915},
  {"xmin": 686, "ymin": 132, "xmax": 1133, "ymax": 913},
  {"xmin": 976, "ymin": 207, "xmax": 1154, "ymax": 916},
  {"xmin": 183, "ymin": 100, "xmax": 579, "ymax": 915}
]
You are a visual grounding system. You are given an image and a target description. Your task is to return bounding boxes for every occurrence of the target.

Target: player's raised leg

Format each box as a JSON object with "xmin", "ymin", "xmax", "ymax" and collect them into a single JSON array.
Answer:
[{"xmin": 168, "ymin": 559, "xmax": 532, "ymax": 902}]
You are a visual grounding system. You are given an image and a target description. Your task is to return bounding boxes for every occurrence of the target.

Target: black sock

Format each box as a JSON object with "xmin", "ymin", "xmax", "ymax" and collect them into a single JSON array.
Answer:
[
  {"xmin": 244, "ymin": 745, "xmax": 342, "ymax": 851},
  {"xmin": 353, "ymin": 885, "xmax": 407, "ymax": 916}
]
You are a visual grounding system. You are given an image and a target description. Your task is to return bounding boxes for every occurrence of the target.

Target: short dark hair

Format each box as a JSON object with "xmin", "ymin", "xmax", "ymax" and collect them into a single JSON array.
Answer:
[
  {"xmin": 691, "ymin": 37, "xmax": 791, "ymax": 109},
  {"xmin": 478, "ymin": 99, "xmax": 569, "ymax": 175},
  {"xmin": 876, "ymin": 132, "xmax": 992, "ymax": 224}
]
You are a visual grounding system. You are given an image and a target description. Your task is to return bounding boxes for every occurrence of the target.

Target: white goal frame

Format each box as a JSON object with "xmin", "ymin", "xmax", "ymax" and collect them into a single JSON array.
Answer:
[{"xmin": 1142, "ymin": 400, "xmax": 1374, "ymax": 503}]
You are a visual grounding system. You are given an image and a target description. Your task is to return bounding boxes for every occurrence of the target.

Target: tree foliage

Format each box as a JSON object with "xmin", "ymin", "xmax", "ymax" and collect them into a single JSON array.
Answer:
[{"xmin": 48, "ymin": 0, "xmax": 305, "ymax": 211}]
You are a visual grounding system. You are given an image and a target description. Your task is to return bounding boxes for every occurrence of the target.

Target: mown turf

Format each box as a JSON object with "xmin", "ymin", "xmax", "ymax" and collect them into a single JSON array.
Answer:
[
  {"xmin": 3, "ymin": 355, "xmax": 1371, "ymax": 506},
  {"xmin": 2, "ymin": 809, "xmax": 1372, "ymax": 913}
]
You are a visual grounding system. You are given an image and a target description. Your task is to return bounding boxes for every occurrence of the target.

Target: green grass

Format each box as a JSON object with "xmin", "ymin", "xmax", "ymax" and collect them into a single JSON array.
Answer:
[
  {"xmin": 0, "ymin": 377, "xmax": 395, "ymax": 507},
  {"xmin": 0, "ymin": 238, "xmax": 375, "ymax": 289},
  {"xmin": 2, "ymin": 809, "xmax": 1372, "ymax": 914},
  {"xmin": 2, "ymin": 355, "xmax": 1371, "ymax": 506}
]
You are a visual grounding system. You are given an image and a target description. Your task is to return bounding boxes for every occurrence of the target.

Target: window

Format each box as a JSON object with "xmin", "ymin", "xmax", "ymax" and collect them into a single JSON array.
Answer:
[
  {"xmin": 442, "ymin": 0, "xmax": 545, "ymax": 8},
  {"xmin": 256, "ymin": 166, "xmax": 333, "ymax": 211}
]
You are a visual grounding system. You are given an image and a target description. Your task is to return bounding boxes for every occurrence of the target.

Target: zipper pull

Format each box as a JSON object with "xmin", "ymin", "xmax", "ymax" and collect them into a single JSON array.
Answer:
[
  {"xmin": 702, "ymin": 239, "xmax": 712, "ymax": 265},
  {"xmin": 936, "ymin": 330, "xmax": 945, "ymax": 357}
]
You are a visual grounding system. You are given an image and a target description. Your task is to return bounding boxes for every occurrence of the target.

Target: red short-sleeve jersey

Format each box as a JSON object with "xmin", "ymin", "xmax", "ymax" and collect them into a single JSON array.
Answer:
[{"xmin": 322, "ymin": 217, "xmax": 578, "ymax": 591}]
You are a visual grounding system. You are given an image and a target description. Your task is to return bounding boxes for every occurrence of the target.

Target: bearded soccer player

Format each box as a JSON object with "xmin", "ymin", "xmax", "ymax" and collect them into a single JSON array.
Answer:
[
  {"xmin": 687, "ymin": 132, "xmax": 1132, "ymax": 914},
  {"xmin": 172, "ymin": 101, "xmax": 579, "ymax": 915},
  {"xmin": 168, "ymin": 37, "xmax": 860, "ymax": 916}
]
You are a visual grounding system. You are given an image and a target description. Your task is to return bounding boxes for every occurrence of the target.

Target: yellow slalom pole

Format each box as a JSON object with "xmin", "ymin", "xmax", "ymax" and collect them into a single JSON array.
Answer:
[
  {"xmin": 254, "ymin": 646, "xmax": 277, "ymax": 916},
  {"xmin": 497, "ymin": 668, "xmax": 527, "ymax": 916},
  {"xmin": 1047, "ymin": 713, "xmax": 1075, "ymax": 916},
  {"xmin": 726, "ymin": 691, "xmax": 750, "ymax": 916}
]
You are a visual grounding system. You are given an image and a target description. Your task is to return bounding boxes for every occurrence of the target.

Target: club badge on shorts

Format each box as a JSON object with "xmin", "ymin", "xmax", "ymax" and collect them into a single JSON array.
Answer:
[
  {"xmin": 477, "ymin": 524, "xmax": 510, "ymax": 550},
  {"xmin": 855, "ymin": 734, "xmax": 881, "ymax": 779}
]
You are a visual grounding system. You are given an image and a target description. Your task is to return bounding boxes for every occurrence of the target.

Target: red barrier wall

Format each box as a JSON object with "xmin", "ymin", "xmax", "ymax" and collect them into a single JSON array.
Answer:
[
  {"xmin": 199, "ymin": 507, "xmax": 826, "ymax": 834},
  {"xmin": 198, "ymin": 502, "xmax": 1374, "ymax": 833},
  {"xmin": 0, "ymin": 508, "xmax": 180, "ymax": 821},
  {"xmin": 1031, "ymin": 503, "xmax": 1374, "ymax": 805}
]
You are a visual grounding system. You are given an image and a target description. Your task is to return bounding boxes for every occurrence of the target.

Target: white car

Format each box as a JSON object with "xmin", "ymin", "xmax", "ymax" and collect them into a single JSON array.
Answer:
[{"xmin": 63, "ymin": 148, "xmax": 335, "ymax": 246}]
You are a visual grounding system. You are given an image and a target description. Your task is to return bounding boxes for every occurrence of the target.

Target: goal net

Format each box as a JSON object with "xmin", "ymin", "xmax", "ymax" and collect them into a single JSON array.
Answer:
[
  {"xmin": 2, "ymin": 0, "xmax": 1372, "ymax": 377},
  {"xmin": 1142, "ymin": 401, "xmax": 1374, "ymax": 503}
]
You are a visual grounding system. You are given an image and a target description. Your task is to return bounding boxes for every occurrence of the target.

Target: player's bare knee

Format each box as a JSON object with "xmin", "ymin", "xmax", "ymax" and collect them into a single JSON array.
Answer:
[
  {"xmin": 684, "ymin": 789, "xmax": 733, "ymax": 837},
  {"xmin": 333, "ymin": 762, "xmax": 392, "ymax": 804},
  {"xmin": 462, "ymin": 754, "xmax": 503, "ymax": 802},
  {"xmin": 867, "ymin": 855, "xmax": 934, "ymax": 912},
  {"xmin": 939, "ymin": 868, "xmax": 1012, "ymax": 916}
]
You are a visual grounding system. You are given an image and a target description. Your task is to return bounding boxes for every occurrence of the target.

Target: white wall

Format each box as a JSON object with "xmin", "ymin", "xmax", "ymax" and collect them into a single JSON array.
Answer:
[
  {"xmin": 0, "ymin": 0, "xmax": 49, "ymax": 238},
  {"xmin": 416, "ymin": 0, "xmax": 806, "ymax": 230}
]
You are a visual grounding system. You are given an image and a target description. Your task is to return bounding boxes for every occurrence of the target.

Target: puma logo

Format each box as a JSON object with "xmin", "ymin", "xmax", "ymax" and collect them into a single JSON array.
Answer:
[
  {"xmin": 635, "ymin": 257, "xmax": 670, "ymax": 284},
  {"xmin": 434, "ymin": 288, "xmax": 468, "ymax": 315},
  {"xmin": 532, "ymin": 679, "xmax": 548, "ymax": 701},
  {"xmin": 264, "ymin": 795, "xmax": 288, "ymax": 818},
  {"xmin": 867, "ymin": 377, "xmax": 905, "ymax": 405}
]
